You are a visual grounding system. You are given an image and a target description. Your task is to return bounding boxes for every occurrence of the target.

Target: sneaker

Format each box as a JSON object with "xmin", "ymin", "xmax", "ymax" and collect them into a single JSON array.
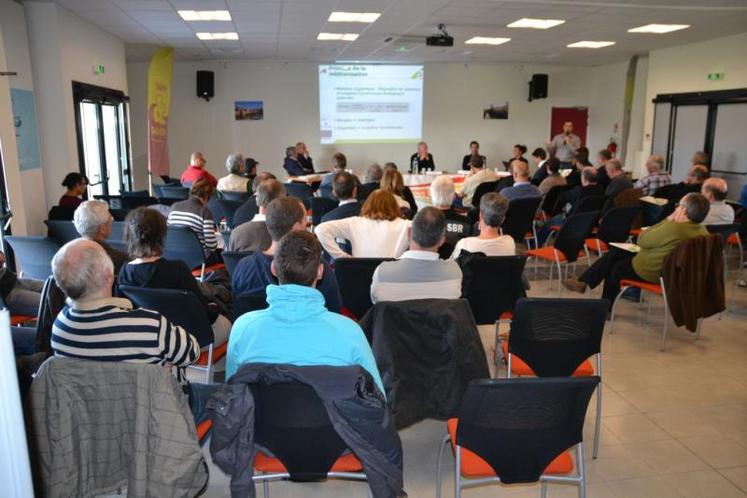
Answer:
[{"xmin": 562, "ymin": 278, "xmax": 587, "ymax": 294}]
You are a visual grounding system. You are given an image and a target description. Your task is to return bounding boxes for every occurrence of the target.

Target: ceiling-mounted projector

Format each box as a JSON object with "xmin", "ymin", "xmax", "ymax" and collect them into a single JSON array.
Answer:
[{"xmin": 426, "ymin": 24, "xmax": 454, "ymax": 47}]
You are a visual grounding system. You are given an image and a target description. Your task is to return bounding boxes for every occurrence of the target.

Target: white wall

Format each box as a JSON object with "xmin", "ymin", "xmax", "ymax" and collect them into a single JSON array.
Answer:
[
  {"xmin": 127, "ymin": 61, "xmax": 599, "ymax": 184},
  {"xmin": 25, "ymin": 1, "xmax": 128, "ymax": 212}
]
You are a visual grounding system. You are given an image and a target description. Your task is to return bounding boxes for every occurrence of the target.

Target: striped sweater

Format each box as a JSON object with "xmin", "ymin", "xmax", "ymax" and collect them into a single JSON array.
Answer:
[
  {"xmin": 167, "ymin": 197, "xmax": 218, "ymax": 253},
  {"xmin": 51, "ymin": 297, "xmax": 200, "ymax": 366}
]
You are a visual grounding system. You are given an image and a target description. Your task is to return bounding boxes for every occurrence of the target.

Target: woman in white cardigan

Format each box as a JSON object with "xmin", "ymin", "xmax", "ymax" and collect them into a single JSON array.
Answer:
[{"xmin": 316, "ymin": 190, "xmax": 410, "ymax": 259}]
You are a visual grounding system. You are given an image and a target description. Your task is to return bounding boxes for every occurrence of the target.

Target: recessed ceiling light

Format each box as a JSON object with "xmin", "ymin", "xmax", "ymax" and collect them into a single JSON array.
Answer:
[
  {"xmin": 317, "ymin": 33, "xmax": 359, "ymax": 41},
  {"xmin": 196, "ymin": 32, "xmax": 239, "ymax": 41},
  {"xmin": 567, "ymin": 40, "xmax": 615, "ymax": 48},
  {"xmin": 465, "ymin": 36, "xmax": 511, "ymax": 45},
  {"xmin": 628, "ymin": 24, "xmax": 690, "ymax": 34},
  {"xmin": 328, "ymin": 12, "xmax": 381, "ymax": 23},
  {"xmin": 508, "ymin": 18, "xmax": 565, "ymax": 29},
  {"xmin": 179, "ymin": 10, "xmax": 231, "ymax": 21}
]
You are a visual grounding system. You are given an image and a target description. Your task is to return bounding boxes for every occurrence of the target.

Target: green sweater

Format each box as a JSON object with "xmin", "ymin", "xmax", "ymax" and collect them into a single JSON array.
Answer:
[{"xmin": 632, "ymin": 220, "xmax": 708, "ymax": 282}]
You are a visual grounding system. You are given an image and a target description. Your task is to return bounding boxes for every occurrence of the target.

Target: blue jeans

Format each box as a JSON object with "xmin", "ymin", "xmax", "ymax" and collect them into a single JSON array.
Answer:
[
  {"xmin": 536, "ymin": 214, "xmax": 565, "ymax": 247},
  {"xmin": 188, "ymin": 383, "xmax": 220, "ymax": 424},
  {"xmin": 5, "ymin": 278, "xmax": 44, "ymax": 316},
  {"xmin": 11, "ymin": 326, "xmax": 37, "ymax": 355}
]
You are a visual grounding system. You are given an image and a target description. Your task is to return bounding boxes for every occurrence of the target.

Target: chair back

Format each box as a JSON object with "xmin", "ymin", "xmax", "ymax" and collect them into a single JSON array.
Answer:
[
  {"xmin": 222, "ymin": 250, "xmax": 253, "ymax": 276},
  {"xmin": 163, "ymin": 226, "xmax": 206, "ymax": 270},
  {"xmin": 569, "ymin": 194, "xmax": 606, "ymax": 216},
  {"xmin": 439, "ymin": 219, "xmax": 473, "ymax": 258},
  {"xmin": 46, "ymin": 220, "xmax": 80, "ymax": 246},
  {"xmin": 121, "ymin": 191, "xmax": 157, "ymax": 210},
  {"xmin": 311, "ymin": 197, "xmax": 338, "ymax": 226},
  {"xmin": 153, "ymin": 181, "xmax": 180, "ymax": 199},
  {"xmin": 596, "ymin": 206, "xmax": 641, "ymax": 243},
  {"xmin": 333, "ymin": 258, "xmax": 393, "ymax": 319},
  {"xmin": 206, "ymin": 195, "xmax": 225, "ymax": 225},
  {"xmin": 456, "ymin": 376, "xmax": 599, "ymax": 484},
  {"xmin": 541, "ymin": 185, "xmax": 572, "ymax": 217},
  {"xmin": 234, "ymin": 292, "xmax": 268, "ymax": 317},
  {"xmin": 159, "ymin": 186, "xmax": 190, "ymax": 202},
  {"xmin": 220, "ymin": 191, "xmax": 250, "ymax": 203},
  {"xmin": 107, "ymin": 221, "xmax": 127, "ymax": 252},
  {"xmin": 554, "ymin": 211, "xmax": 599, "ymax": 263},
  {"xmin": 217, "ymin": 200, "xmax": 243, "ymax": 227},
  {"xmin": 458, "ymin": 255, "xmax": 527, "ymax": 325},
  {"xmin": 318, "ymin": 184, "xmax": 334, "ymax": 199},
  {"xmin": 119, "ymin": 285, "xmax": 214, "ymax": 347},
  {"xmin": 250, "ymin": 375, "xmax": 352, "ymax": 480},
  {"xmin": 34, "ymin": 276, "xmax": 65, "ymax": 354},
  {"xmin": 5, "ymin": 236, "xmax": 60, "ymax": 280},
  {"xmin": 356, "ymin": 182, "xmax": 378, "ymax": 202},
  {"xmin": 501, "ymin": 197, "xmax": 542, "ymax": 243},
  {"xmin": 48, "ymin": 206, "xmax": 76, "ymax": 221},
  {"xmin": 508, "ymin": 297, "xmax": 607, "ymax": 376},
  {"xmin": 471, "ymin": 181, "xmax": 499, "ymax": 211},
  {"xmin": 706, "ymin": 223, "xmax": 740, "ymax": 245},
  {"xmin": 232, "ymin": 198, "xmax": 259, "ymax": 227},
  {"xmin": 285, "ymin": 183, "xmax": 313, "ymax": 209}
]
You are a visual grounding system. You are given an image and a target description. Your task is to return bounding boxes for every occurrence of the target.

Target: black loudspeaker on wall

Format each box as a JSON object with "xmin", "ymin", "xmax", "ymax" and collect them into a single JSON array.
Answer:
[
  {"xmin": 529, "ymin": 73, "xmax": 548, "ymax": 101},
  {"xmin": 196, "ymin": 70, "xmax": 214, "ymax": 101}
]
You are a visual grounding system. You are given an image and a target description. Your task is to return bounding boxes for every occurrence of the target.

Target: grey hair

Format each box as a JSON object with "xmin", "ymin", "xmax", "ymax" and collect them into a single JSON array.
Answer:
[
  {"xmin": 648, "ymin": 154, "xmax": 664, "ymax": 171},
  {"xmin": 681, "ymin": 192, "xmax": 711, "ymax": 223},
  {"xmin": 429, "ymin": 175, "xmax": 456, "ymax": 208},
  {"xmin": 285, "ymin": 146, "xmax": 296, "ymax": 158},
  {"xmin": 411, "ymin": 207, "xmax": 446, "ymax": 248},
  {"xmin": 73, "ymin": 200, "xmax": 111, "ymax": 239},
  {"xmin": 52, "ymin": 239, "xmax": 113, "ymax": 300},
  {"xmin": 364, "ymin": 163, "xmax": 383, "ymax": 183},
  {"xmin": 225, "ymin": 153, "xmax": 244, "ymax": 174},
  {"xmin": 480, "ymin": 193, "xmax": 509, "ymax": 228},
  {"xmin": 606, "ymin": 158, "xmax": 623, "ymax": 172}
]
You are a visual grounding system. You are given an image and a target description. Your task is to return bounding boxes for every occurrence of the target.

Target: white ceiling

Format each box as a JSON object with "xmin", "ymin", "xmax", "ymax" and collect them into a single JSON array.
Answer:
[{"xmin": 28, "ymin": 0, "xmax": 747, "ymax": 66}]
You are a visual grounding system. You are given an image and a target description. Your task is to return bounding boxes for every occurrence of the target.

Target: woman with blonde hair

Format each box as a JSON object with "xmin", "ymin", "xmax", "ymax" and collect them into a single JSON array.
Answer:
[
  {"xmin": 316, "ymin": 190, "xmax": 410, "ymax": 259},
  {"xmin": 380, "ymin": 169, "xmax": 411, "ymax": 210}
]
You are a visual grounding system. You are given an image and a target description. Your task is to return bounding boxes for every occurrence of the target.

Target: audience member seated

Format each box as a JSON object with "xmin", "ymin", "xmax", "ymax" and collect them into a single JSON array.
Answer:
[
  {"xmin": 319, "ymin": 152, "xmax": 349, "ymax": 189},
  {"xmin": 538, "ymin": 157, "xmax": 567, "ymax": 195},
  {"xmin": 167, "ymin": 180, "xmax": 219, "ymax": 255},
  {"xmin": 563, "ymin": 193, "xmax": 710, "ymax": 306},
  {"xmin": 499, "ymin": 161, "xmax": 542, "ymax": 201},
  {"xmin": 451, "ymin": 193, "xmax": 515, "ymax": 258},
  {"xmin": 504, "ymin": 144, "xmax": 528, "ymax": 170},
  {"xmin": 58, "ymin": 172, "xmax": 88, "ymax": 209},
  {"xmin": 701, "ymin": 177, "xmax": 734, "ymax": 225},
  {"xmin": 537, "ymin": 166, "xmax": 604, "ymax": 247},
  {"xmin": 430, "ymin": 175, "xmax": 467, "ymax": 222},
  {"xmin": 634, "ymin": 154, "xmax": 671, "ymax": 196},
  {"xmin": 596, "ymin": 149, "xmax": 612, "ymax": 187},
  {"xmin": 383, "ymin": 162, "xmax": 418, "ymax": 212},
  {"xmin": 119, "ymin": 207, "xmax": 232, "ymax": 346},
  {"xmin": 232, "ymin": 197, "xmax": 341, "ymax": 312},
  {"xmin": 657, "ymin": 164, "xmax": 709, "ymax": 201},
  {"xmin": 381, "ymin": 168, "xmax": 412, "ymax": 210},
  {"xmin": 317, "ymin": 190, "xmax": 410, "ymax": 259},
  {"xmin": 74, "ymin": 200, "xmax": 129, "ymax": 274},
  {"xmin": 228, "ymin": 178, "xmax": 285, "ymax": 252},
  {"xmin": 226, "ymin": 230, "xmax": 384, "ymax": 392},
  {"xmin": 565, "ymin": 146, "xmax": 593, "ymax": 187},
  {"xmin": 530, "ymin": 147, "xmax": 549, "ymax": 185},
  {"xmin": 371, "ymin": 207, "xmax": 461, "ymax": 303},
  {"xmin": 282, "ymin": 145, "xmax": 312, "ymax": 177},
  {"xmin": 180, "ymin": 151, "xmax": 217, "ymax": 188},
  {"xmin": 322, "ymin": 171, "xmax": 361, "ymax": 222},
  {"xmin": 217, "ymin": 153, "xmax": 250, "ymax": 192},
  {"xmin": 459, "ymin": 155, "xmax": 499, "ymax": 209},
  {"xmin": 604, "ymin": 159, "xmax": 633, "ymax": 198},
  {"xmin": 295, "ymin": 141, "xmax": 315, "ymax": 173},
  {"xmin": 462, "ymin": 140, "xmax": 486, "ymax": 170},
  {"xmin": 409, "ymin": 141, "xmax": 435, "ymax": 172},
  {"xmin": 692, "ymin": 151, "xmax": 710, "ymax": 169},
  {"xmin": 0, "ymin": 250, "xmax": 42, "ymax": 317},
  {"xmin": 51, "ymin": 239, "xmax": 200, "ymax": 365},
  {"xmin": 358, "ymin": 163, "xmax": 383, "ymax": 201},
  {"xmin": 232, "ymin": 171, "xmax": 275, "ymax": 227}
]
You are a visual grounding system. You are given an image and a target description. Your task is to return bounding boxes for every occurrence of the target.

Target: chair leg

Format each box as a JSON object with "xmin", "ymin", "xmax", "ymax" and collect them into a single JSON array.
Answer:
[
  {"xmin": 593, "ymin": 354, "xmax": 602, "ymax": 459},
  {"xmin": 695, "ymin": 318, "xmax": 703, "ymax": 340},
  {"xmin": 541, "ymin": 480, "xmax": 548, "ymax": 498},
  {"xmin": 577, "ymin": 443, "xmax": 586, "ymax": 498},
  {"xmin": 659, "ymin": 278, "xmax": 669, "ymax": 352},
  {"xmin": 263, "ymin": 478, "xmax": 270, "ymax": 498},
  {"xmin": 506, "ymin": 354, "xmax": 512, "ymax": 379},
  {"xmin": 435, "ymin": 434, "xmax": 450, "ymax": 498},
  {"xmin": 494, "ymin": 322, "xmax": 501, "ymax": 377},
  {"xmin": 555, "ymin": 257, "xmax": 563, "ymax": 297},
  {"xmin": 454, "ymin": 445, "xmax": 462, "ymax": 498},
  {"xmin": 200, "ymin": 263, "xmax": 206, "ymax": 282},
  {"xmin": 205, "ymin": 344, "xmax": 214, "ymax": 383},
  {"xmin": 608, "ymin": 285, "xmax": 630, "ymax": 334}
]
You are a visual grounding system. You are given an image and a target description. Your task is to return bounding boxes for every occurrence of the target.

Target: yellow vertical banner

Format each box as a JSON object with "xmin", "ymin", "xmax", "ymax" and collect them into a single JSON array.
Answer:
[{"xmin": 147, "ymin": 47, "xmax": 174, "ymax": 177}]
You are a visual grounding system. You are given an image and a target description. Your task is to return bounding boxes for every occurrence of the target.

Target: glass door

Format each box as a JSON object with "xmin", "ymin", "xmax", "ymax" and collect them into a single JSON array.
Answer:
[{"xmin": 73, "ymin": 82, "xmax": 132, "ymax": 199}]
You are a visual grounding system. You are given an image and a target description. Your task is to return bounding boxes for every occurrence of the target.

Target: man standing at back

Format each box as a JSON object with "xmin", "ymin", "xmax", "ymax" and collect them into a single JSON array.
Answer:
[
  {"xmin": 370, "ymin": 207, "xmax": 462, "ymax": 303},
  {"xmin": 547, "ymin": 121, "xmax": 581, "ymax": 169},
  {"xmin": 180, "ymin": 152, "xmax": 217, "ymax": 188},
  {"xmin": 498, "ymin": 161, "xmax": 542, "ymax": 201},
  {"xmin": 226, "ymin": 230, "xmax": 384, "ymax": 393}
]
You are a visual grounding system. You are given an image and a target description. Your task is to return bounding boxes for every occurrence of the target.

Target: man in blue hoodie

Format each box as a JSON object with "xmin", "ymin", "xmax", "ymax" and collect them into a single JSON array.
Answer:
[{"xmin": 226, "ymin": 230, "xmax": 384, "ymax": 393}]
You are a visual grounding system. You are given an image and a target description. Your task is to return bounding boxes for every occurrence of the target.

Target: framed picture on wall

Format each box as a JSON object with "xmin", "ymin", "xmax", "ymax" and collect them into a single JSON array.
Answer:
[
  {"xmin": 483, "ymin": 102, "xmax": 509, "ymax": 120},
  {"xmin": 235, "ymin": 101, "xmax": 264, "ymax": 120}
]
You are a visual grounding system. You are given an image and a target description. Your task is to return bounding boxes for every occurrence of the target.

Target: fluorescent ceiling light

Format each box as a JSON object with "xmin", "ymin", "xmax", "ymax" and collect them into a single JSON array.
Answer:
[
  {"xmin": 196, "ymin": 32, "xmax": 239, "ymax": 40},
  {"xmin": 465, "ymin": 36, "xmax": 511, "ymax": 45},
  {"xmin": 317, "ymin": 33, "xmax": 359, "ymax": 41},
  {"xmin": 508, "ymin": 18, "xmax": 565, "ymax": 29},
  {"xmin": 567, "ymin": 40, "xmax": 615, "ymax": 48},
  {"xmin": 628, "ymin": 24, "xmax": 690, "ymax": 34},
  {"xmin": 328, "ymin": 12, "xmax": 380, "ymax": 23},
  {"xmin": 179, "ymin": 10, "xmax": 231, "ymax": 21}
]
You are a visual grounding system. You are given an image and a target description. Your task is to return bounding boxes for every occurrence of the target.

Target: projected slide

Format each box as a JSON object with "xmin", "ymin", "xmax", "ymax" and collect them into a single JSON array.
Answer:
[{"xmin": 319, "ymin": 64, "xmax": 424, "ymax": 144}]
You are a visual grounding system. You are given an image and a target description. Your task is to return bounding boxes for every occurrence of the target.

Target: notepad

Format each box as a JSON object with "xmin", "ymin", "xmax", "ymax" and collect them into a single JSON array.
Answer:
[
  {"xmin": 639, "ymin": 196, "xmax": 668, "ymax": 206},
  {"xmin": 609, "ymin": 242, "xmax": 641, "ymax": 253}
]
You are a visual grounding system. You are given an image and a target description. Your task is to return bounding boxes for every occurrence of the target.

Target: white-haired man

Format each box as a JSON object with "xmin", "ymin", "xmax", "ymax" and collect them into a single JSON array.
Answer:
[{"xmin": 74, "ymin": 200, "xmax": 129, "ymax": 273}]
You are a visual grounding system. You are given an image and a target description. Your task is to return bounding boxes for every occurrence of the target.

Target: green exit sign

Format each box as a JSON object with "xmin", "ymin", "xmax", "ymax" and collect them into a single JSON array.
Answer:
[
  {"xmin": 707, "ymin": 72, "xmax": 724, "ymax": 81},
  {"xmin": 93, "ymin": 64, "xmax": 105, "ymax": 75}
]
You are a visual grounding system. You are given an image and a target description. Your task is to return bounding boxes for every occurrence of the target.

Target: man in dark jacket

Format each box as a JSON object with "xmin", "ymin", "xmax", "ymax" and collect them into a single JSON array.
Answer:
[
  {"xmin": 283, "ymin": 145, "xmax": 312, "ymax": 177},
  {"xmin": 605, "ymin": 159, "xmax": 633, "ymax": 198},
  {"xmin": 322, "ymin": 171, "xmax": 361, "ymax": 223}
]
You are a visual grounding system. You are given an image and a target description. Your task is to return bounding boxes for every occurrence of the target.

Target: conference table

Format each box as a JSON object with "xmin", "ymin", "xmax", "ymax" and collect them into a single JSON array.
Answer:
[{"xmin": 403, "ymin": 170, "xmax": 511, "ymax": 208}]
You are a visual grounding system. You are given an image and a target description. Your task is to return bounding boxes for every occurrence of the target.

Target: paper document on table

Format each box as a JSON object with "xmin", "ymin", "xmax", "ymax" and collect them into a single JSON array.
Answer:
[
  {"xmin": 639, "ymin": 196, "xmax": 668, "ymax": 206},
  {"xmin": 609, "ymin": 242, "xmax": 641, "ymax": 253}
]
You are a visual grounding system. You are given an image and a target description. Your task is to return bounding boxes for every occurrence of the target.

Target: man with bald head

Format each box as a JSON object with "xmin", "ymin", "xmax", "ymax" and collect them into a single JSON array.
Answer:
[
  {"xmin": 50, "ymin": 239, "xmax": 199, "ymax": 366},
  {"xmin": 498, "ymin": 160, "xmax": 542, "ymax": 201},
  {"xmin": 701, "ymin": 177, "xmax": 734, "ymax": 225},
  {"xmin": 180, "ymin": 151, "xmax": 217, "ymax": 188}
]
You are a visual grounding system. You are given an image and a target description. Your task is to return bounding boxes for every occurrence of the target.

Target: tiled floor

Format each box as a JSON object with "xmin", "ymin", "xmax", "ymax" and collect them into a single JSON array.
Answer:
[{"xmin": 200, "ymin": 261, "xmax": 747, "ymax": 498}]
